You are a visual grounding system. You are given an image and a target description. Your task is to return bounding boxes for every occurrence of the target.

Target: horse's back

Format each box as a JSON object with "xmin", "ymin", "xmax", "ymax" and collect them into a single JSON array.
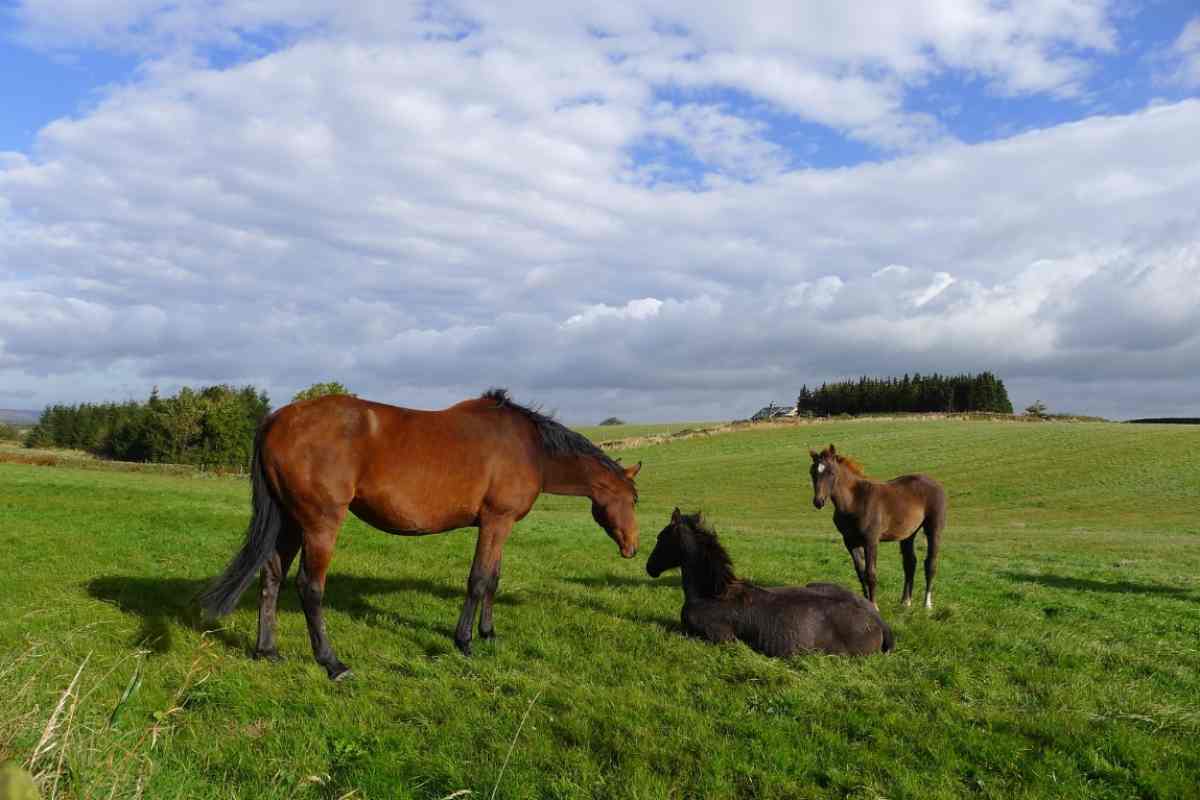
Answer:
[
  {"xmin": 741, "ymin": 583, "xmax": 888, "ymax": 656},
  {"xmin": 260, "ymin": 395, "xmax": 542, "ymax": 532}
]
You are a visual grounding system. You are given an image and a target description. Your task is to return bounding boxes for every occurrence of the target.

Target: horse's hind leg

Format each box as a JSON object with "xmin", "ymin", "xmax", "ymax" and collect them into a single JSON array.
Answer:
[
  {"xmin": 922, "ymin": 508, "xmax": 944, "ymax": 610},
  {"xmin": 900, "ymin": 535, "xmax": 917, "ymax": 607},
  {"xmin": 295, "ymin": 511, "xmax": 351, "ymax": 680},
  {"xmin": 254, "ymin": 519, "xmax": 301, "ymax": 661},
  {"xmin": 478, "ymin": 554, "xmax": 502, "ymax": 641}
]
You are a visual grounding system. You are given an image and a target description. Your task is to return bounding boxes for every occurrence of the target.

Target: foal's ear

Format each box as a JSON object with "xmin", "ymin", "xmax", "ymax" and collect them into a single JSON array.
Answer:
[
  {"xmin": 810, "ymin": 449, "xmax": 820, "ymax": 461},
  {"xmin": 624, "ymin": 461, "xmax": 642, "ymax": 479},
  {"xmin": 828, "ymin": 443, "xmax": 837, "ymax": 456}
]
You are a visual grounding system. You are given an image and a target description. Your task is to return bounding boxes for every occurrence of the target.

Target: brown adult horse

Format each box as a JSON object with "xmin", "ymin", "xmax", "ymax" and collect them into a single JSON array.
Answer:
[
  {"xmin": 199, "ymin": 389, "xmax": 641, "ymax": 680},
  {"xmin": 809, "ymin": 444, "xmax": 946, "ymax": 609},
  {"xmin": 646, "ymin": 509, "xmax": 893, "ymax": 656}
]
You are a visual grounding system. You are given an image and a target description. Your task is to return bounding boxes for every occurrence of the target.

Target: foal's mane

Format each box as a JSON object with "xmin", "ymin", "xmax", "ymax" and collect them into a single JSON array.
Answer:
[
  {"xmin": 822, "ymin": 445, "xmax": 867, "ymax": 477},
  {"xmin": 837, "ymin": 455, "xmax": 867, "ymax": 477},
  {"xmin": 482, "ymin": 389, "xmax": 634, "ymax": 492},
  {"xmin": 677, "ymin": 512, "xmax": 738, "ymax": 598}
]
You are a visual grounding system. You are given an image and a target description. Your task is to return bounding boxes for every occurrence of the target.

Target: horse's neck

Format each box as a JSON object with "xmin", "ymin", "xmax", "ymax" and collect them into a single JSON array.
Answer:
[
  {"xmin": 680, "ymin": 544, "xmax": 735, "ymax": 602},
  {"xmin": 831, "ymin": 467, "xmax": 867, "ymax": 513},
  {"xmin": 541, "ymin": 454, "xmax": 604, "ymax": 499},
  {"xmin": 679, "ymin": 560, "xmax": 713, "ymax": 603}
]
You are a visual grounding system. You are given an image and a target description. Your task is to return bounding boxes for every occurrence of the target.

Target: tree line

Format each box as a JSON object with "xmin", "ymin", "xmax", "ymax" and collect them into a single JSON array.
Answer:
[
  {"xmin": 24, "ymin": 385, "xmax": 271, "ymax": 470},
  {"xmin": 24, "ymin": 382, "xmax": 355, "ymax": 469},
  {"xmin": 796, "ymin": 372, "xmax": 1013, "ymax": 416}
]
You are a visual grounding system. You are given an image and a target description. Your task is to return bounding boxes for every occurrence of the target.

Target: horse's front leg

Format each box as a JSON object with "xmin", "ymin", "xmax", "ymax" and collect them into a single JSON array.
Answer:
[
  {"xmin": 455, "ymin": 516, "xmax": 513, "ymax": 656},
  {"xmin": 844, "ymin": 538, "xmax": 869, "ymax": 600},
  {"xmin": 863, "ymin": 537, "xmax": 879, "ymax": 610}
]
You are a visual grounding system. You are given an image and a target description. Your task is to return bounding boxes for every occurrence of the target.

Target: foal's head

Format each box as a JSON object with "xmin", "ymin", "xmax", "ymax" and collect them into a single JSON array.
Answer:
[
  {"xmin": 590, "ymin": 461, "xmax": 642, "ymax": 558},
  {"xmin": 646, "ymin": 508, "xmax": 736, "ymax": 597},
  {"xmin": 810, "ymin": 443, "xmax": 843, "ymax": 509}
]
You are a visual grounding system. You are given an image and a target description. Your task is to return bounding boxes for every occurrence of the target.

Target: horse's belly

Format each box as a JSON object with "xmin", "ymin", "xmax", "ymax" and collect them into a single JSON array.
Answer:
[
  {"xmin": 881, "ymin": 510, "xmax": 925, "ymax": 541},
  {"xmin": 349, "ymin": 495, "xmax": 478, "ymax": 535}
]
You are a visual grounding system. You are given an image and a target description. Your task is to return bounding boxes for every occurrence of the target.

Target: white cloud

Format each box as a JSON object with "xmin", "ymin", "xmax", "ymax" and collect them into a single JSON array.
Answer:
[
  {"xmin": 3, "ymin": 3, "xmax": 1200, "ymax": 420},
  {"xmin": 1164, "ymin": 16, "xmax": 1200, "ymax": 88},
  {"xmin": 563, "ymin": 298, "xmax": 665, "ymax": 328}
]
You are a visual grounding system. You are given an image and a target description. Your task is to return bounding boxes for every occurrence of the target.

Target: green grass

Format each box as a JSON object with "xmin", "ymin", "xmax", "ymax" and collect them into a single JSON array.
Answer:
[{"xmin": 2, "ymin": 420, "xmax": 1199, "ymax": 799}]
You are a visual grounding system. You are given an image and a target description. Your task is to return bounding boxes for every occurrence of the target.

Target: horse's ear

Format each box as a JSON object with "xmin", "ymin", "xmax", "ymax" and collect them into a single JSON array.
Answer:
[
  {"xmin": 671, "ymin": 507, "xmax": 681, "ymax": 524},
  {"xmin": 624, "ymin": 461, "xmax": 642, "ymax": 479}
]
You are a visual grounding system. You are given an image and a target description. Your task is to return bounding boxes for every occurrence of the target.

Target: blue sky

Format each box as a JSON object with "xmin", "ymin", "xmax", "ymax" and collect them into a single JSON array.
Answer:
[{"xmin": 2, "ymin": 1, "xmax": 1199, "ymax": 421}]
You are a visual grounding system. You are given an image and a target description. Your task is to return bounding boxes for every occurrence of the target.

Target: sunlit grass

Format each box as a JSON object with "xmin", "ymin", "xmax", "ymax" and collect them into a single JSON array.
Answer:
[{"xmin": 2, "ymin": 419, "xmax": 1198, "ymax": 798}]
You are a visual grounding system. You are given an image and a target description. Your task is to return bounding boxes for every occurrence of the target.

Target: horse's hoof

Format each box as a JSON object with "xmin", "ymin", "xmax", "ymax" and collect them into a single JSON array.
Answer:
[
  {"xmin": 253, "ymin": 649, "xmax": 282, "ymax": 663},
  {"xmin": 479, "ymin": 628, "xmax": 496, "ymax": 641},
  {"xmin": 326, "ymin": 662, "xmax": 353, "ymax": 681},
  {"xmin": 455, "ymin": 638, "xmax": 472, "ymax": 657},
  {"xmin": 901, "ymin": 599, "xmax": 912, "ymax": 608}
]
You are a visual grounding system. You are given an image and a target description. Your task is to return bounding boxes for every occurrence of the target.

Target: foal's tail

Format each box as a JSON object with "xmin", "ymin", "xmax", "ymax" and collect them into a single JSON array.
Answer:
[
  {"xmin": 880, "ymin": 619, "xmax": 895, "ymax": 653},
  {"xmin": 197, "ymin": 420, "xmax": 282, "ymax": 618}
]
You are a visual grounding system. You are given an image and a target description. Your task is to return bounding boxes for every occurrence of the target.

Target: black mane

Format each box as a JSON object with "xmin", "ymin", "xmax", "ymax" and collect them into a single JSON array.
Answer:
[
  {"xmin": 677, "ymin": 512, "xmax": 738, "ymax": 598},
  {"xmin": 482, "ymin": 388, "xmax": 632, "ymax": 487}
]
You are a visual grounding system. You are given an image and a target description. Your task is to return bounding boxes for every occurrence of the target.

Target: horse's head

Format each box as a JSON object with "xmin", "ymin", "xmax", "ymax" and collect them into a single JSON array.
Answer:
[
  {"xmin": 810, "ymin": 444, "xmax": 839, "ymax": 509},
  {"xmin": 646, "ymin": 507, "xmax": 690, "ymax": 577},
  {"xmin": 591, "ymin": 461, "xmax": 641, "ymax": 558}
]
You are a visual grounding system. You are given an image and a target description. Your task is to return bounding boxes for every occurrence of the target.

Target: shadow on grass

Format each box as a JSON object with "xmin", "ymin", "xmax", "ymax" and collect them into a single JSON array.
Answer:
[
  {"xmin": 561, "ymin": 572, "xmax": 680, "ymax": 590},
  {"xmin": 86, "ymin": 573, "xmax": 525, "ymax": 656},
  {"xmin": 557, "ymin": 573, "xmax": 682, "ymax": 632},
  {"xmin": 1002, "ymin": 571, "xmax": 1196, "ymax": 600}
]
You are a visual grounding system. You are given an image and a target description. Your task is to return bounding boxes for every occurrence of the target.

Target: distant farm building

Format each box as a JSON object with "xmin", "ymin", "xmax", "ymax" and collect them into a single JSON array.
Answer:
[{"xmin": 750, "ymin": 403, "xmax": 798, "ymax": 421}]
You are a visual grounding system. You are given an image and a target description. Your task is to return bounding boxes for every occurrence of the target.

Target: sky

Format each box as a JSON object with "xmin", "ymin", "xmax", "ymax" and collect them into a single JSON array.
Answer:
[{"xmin": 1, "ymin": 1, "xmax": 1199, "ymax": 423}]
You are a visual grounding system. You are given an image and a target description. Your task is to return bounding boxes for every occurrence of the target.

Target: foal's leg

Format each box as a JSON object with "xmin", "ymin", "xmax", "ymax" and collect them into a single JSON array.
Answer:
[
  {"xmin": 295, "ymin": 511, "xmax": 351, "ymax": 681},
  {"xmin": 455, "ymin": 516, "xmax": 514, "ymax": 656},
  {"xmin": 846, "ymin": 542, "xmax": 869, "ymax": 600},
  {"xmin": 923, "ymin": 523, "xmax": 941, "ymax": 609},
  {"xmin": 863, "ymin": 537, "xmax": 879, "ymax": 610},
  {"xmin": 254, "ymin": 520, "xmax": 301, "ymax": 661},
  {"xmin": 900, "ymin": 535, "xmax": 917, "ymax": 608}
]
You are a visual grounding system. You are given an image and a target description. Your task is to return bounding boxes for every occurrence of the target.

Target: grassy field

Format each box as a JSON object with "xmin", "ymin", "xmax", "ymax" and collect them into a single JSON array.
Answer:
[{"xmin": 2, "ymin": 419, "xmax": 1198, "ymax": 799}]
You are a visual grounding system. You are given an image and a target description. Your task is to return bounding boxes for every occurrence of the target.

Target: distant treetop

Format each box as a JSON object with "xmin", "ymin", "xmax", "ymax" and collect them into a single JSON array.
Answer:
[
  {"xmin": 598, "ymin": 417, "xmax": 626, "ymax": 426},
  {"xmin": 293, "ymin": 382, "xmax": 356, "ymax": 402}
]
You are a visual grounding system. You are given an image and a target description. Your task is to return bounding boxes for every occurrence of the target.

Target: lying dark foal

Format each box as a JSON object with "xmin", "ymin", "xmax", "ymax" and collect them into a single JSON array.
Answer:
[{"xmin": 646, "ymin": 509, "xmax": 894, "ymax": 657}]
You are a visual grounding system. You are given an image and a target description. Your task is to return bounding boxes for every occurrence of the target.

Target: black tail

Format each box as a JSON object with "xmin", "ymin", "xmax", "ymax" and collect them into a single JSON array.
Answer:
[
  {"xmin": 197, "ymin": 421, "xmax": 282, "ymax": 618},
  {"xmin": 880, "ymin": 618, "xmax": 896, "ymax": 653}
]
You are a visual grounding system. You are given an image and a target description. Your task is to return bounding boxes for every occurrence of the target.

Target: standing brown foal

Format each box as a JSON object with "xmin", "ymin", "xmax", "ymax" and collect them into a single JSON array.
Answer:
[
  {"xmin": 809, "ymin": 444, "xmax": 946, "ymax": 609},
  {"xmin": 199, "ymin": 389, "xmax": 641, "ymax": 680}
]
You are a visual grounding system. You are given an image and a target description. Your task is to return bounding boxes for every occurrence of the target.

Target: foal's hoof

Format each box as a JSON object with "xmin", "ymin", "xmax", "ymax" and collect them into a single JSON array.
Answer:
[
  {"xmin": 253, "ymin": 648, "xmax": 282, "ymax": 663},
  {"xmin": 326, "ymin": 662, "xmax": 353, "ymax": 682},
  {"xmin": 479, "ymin": 628, "xmax": 496, "ymax": 641},
  {"xmin": 455, "ymin": 638, "xmax": 473, "ymax": 657}
]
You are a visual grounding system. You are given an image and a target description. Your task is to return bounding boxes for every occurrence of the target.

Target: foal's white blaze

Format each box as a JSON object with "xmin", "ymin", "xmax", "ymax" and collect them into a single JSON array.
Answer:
[{"xmin": 817, "ymin": 464, "xmax": 826, "ymax": 473}]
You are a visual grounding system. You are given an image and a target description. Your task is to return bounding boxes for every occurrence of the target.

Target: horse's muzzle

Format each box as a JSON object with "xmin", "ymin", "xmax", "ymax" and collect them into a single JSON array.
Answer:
[
  {"xmin": 620, "ymin": 544, "xmax": 638, "ymax": 559},
  {"xmin": 646, "ymin": 563, "xmax": 661, "ymax": 578},
  {"xmin": 813, "ymin": 497, "xmax": 825, "ymax": 510}
]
